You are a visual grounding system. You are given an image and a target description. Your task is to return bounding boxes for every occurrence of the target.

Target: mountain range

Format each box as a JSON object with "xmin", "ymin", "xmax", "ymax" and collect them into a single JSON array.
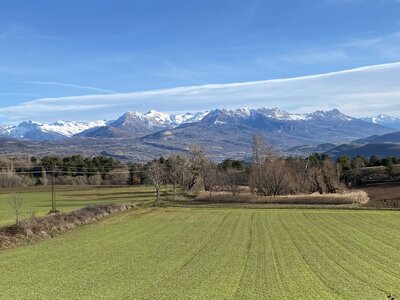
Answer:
[{"xmin": 0, "ymin": 107, "xmax": 398, "ymax": 161}]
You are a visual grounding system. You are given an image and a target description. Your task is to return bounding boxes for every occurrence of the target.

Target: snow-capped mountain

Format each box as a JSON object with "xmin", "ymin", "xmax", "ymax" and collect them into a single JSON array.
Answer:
[
  {"xmin": 144, "ymin": 108, "xmax": 394, "ymax": 155},
  {"xmin": 257, "ymin": 108, "xmax": 307, "ymax": 121},
  {"xmin": 44, "ymin": 120, "xmax": 108, "ymax": 137},
  {"xmin": 112, "ymin": 110, "xmax": 207, "ymax": 129},
  {"xmin": 0, "ymin": 107, "xmax": 396, "ymax": 160},
  {"xmin": 0, "ymin": 108, "xmax": 395, "ymax": 144},
  {"xmin": 361, "ymin": 114, "xmax": 400, "ymax": 130},
  {"xmin": 2, "ymin": 120, "xmax": 107, "ymax": 141},
  {"xmin": 95, "ymin": 110, "xmax": 208, "ymax": 134},
  {"xmin": 199, "ymin": 107, "xmax": 355, "ymax": 125}
]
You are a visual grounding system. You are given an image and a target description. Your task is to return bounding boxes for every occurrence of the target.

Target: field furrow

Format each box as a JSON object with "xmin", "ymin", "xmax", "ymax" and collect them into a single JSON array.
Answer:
[{"xmin": 0, "ymin": 208, "xmax": 399, "ymax": 299}]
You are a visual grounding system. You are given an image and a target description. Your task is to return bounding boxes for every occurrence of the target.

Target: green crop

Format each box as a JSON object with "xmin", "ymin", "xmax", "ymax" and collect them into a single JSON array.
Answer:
[{"xmin": 0, "ymin": 207, "xmax": 399, "ymax": 299}]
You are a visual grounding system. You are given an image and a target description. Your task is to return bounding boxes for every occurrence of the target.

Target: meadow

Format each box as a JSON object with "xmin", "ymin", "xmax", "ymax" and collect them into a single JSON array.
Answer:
[
  {"xmin": 0, "ymin": 185, "xmax": 157, "ymax": 226},
  {"xmin": 0, "ymin": 207, "xmax": 399, "ymax": 299}
]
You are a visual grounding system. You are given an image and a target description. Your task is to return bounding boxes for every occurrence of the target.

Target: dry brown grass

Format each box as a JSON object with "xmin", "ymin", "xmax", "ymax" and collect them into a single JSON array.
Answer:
[
  {"xmin": 0, "ymin": 204, "xmax": 134, "ymax": 249},
  {"xmin": 196, "ymin": 190, "xmax": 369, "ymax": 205}
]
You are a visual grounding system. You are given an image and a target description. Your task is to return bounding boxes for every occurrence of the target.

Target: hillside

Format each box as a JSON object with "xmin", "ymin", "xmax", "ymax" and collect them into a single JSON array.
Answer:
[{"xmin": 326, "ymin": 143, "xmax": 400, "ymax": 158}]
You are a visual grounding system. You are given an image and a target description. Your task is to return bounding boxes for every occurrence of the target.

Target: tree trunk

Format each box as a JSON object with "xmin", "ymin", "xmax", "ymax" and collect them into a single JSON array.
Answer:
[{"xmin": 156, "ymin": 188, "xmax": 161, "ymax": 204}]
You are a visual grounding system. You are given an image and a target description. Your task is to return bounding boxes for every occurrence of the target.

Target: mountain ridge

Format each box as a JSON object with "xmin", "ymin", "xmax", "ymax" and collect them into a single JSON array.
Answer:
[{"xmin": 0, "ymin": 107, "xmax": 396, "ymax": 161}]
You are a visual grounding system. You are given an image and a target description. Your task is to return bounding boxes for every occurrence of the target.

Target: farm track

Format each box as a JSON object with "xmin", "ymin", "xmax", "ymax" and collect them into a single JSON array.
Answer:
[{"xmin": 0, "ymin": 208, "xmax": 399, "ymax": 299}]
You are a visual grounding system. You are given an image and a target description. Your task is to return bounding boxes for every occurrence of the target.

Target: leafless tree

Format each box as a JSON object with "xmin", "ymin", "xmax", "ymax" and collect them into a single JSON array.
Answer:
[
  {"xmin": 308, "ymin": 158, "xmax": 341, "ymax": 194},
  {"xmin": 285, "ymin": 158, "xmax": 312, "ymax": 194},
  {"xmin": 105, "ymin": 169, "xmax": 129, "ymax": 185},
  {"xmin": 146, "ymin": 160, "xmax": 165, "ymax": 204},
  {"xmin": 166, "ymin": 155, "xmax": 188, "ymax": 199},
  {"xmin": 321, "ymin": 159, "xmax": 341, "ymax": 193},
  {"xmin": 87, "ymin": 172, "xmax": 103, "ymax": 186},
  {"xmin": 203, "ymin": 161, "xmax": 224, "ymax": 197},
  {"xmin": 0, "ymin": 168, "xmax": 23, "ymax": 188},
  {"xmin": 263, "ymin": 159, "xmax": 291, "ymax": 196},
  {"xmin": 224, "ymin": 168, "xmax": 246, "ymax": 197},
  {"xmin": 40, "ymin": 168, "xmax": 48, "ymax": 186},
  {"xmin": 8, "ymin": 193, "xmax": 23, "ymax": 225},
  {"xmin": 250, "ymin": 134, "xmax": 277, "ymax": 195},
  {"xmin": 187, "ymin": 145, "xmax": 209, "ymax": 191}
]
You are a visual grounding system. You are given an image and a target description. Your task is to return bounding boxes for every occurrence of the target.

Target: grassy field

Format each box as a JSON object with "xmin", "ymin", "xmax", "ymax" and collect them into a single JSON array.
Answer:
[
  {"xmin": 0, "ymin": 207, "xmax": 399, "ymax": 299},
  {"xmin": 0, "ymin": 185, "xmax": 158, "ymax": 226}
]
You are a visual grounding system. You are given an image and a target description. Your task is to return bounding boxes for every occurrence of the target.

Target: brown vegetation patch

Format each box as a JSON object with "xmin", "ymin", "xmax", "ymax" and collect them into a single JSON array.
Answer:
[
  {"xmin": 360, "ymin": 182, "xmax": 400, "ymax": 209},
  {"xmin": 65, "ymin": 191, "xmax": 153, "ymax": 198},
  {"xmin": 196, "ymin": 191, "xmax": 369, "ymax": 205},
  {"xmin": 0, "ymin": 204, "xmax": 134, "ymax": 250}
]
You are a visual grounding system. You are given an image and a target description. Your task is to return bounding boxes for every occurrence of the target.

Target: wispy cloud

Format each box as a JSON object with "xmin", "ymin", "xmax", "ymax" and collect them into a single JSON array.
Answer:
[
  {"xmin": 0, "ymin": 22, "xmax": 67, "ymax": 42},
  {"xmin": 1, "ymin": 62, "xmax": 400, "ymax": 122},
  {"xmin": 26, "ymin": 81, "xmax": 118, "ymax": 94}
]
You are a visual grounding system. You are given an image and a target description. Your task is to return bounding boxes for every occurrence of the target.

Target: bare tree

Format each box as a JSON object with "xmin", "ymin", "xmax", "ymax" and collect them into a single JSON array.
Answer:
[
  {"xmin": 224, "ymin": 168, "xmax": 246, "ymax": 197},
  {"xmin": 105, "ymin": 169, "xmax": 129, "ymax": 185},
  {"xmin": 87, "ymin": 172, "xmax": 103, "ymax": 186},
  {"xmin": 8, "ymin": 193, "xmax": 23, "ymax": 225},
  {"xmin": 250, "ymin": 134, "xmax": 277, "ymax": 195},
  {"xmin": 166, "ymin": 155, "xmax": 188, "ymax": 199},
  {"xmin": 187, "ymin": 145, "xmax": 209, "ymax": 191},
  {"xmin": 146, "ymin": 160, "xmax": 165, "ymax": 204},
  {"xmin": 263, "ymin": 159, "xmax": 291, "ymax": 196},
  {"xmin": 0, "ymin": 168, "xmax": 23, "ymax": 188},
  {"xmin": 321, "ymin": 159, "xmax": 341, "ymax": 193},
  {"xmin": 40, "ymin": 168, "xmax": 48, "ymax": 186},
  {"xmin": 308, "ymin": 156, "xmax": 341, "ymax": 194},
  {"xmin": 203, "ymin": 161, "xmax": 224, "ymax": 197},
  {"xmin": 286, "ymin": 158, "xmax": 311, "ymax": 194}
]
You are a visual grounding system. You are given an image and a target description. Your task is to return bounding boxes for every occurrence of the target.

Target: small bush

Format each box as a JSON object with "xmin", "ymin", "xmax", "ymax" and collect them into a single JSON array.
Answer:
[{"xmin": 0, "ymin": 204, "xmax": 134, "ymax": 249}]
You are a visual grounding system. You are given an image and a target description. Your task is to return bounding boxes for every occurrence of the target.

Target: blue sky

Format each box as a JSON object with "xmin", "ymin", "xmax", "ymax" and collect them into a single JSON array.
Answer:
[{"xmin": 1, "ymin": 0, "xmax": 400, "ymax": 122}]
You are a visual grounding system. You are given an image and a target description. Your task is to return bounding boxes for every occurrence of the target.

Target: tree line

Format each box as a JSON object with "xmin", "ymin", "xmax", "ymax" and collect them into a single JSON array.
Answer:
[{"xmin": 0, "ymin": 137, "xmax": 398, "ymax": 193}]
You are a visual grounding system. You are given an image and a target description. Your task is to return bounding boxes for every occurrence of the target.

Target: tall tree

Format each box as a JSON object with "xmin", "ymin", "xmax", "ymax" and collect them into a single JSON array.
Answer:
[
  {"xmin": 166, "ymin": 155, "xmax": 188, "ymax": 199},
  {"xmin": 146, "ymin": 160, "xmax": 165, "ymax": 204}
]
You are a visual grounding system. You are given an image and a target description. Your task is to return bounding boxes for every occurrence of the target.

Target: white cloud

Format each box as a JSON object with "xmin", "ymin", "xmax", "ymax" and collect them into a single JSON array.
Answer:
[
  {"xmin": 26, "ymin": 81, "xmax": 118, "ymax": 94},
  {"xmin": 1, "ymin": 62, "xmax": 400, "ymax": 122}
]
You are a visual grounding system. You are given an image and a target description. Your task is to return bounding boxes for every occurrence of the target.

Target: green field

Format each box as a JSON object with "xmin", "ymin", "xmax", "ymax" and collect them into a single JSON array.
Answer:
[
  {"xmin": 0, "ymin": 207, "xmax": 399, "ymax": 299},
  {"xmin": 0, "ymin": 185, "xmax": 157, "ymax": 225}
]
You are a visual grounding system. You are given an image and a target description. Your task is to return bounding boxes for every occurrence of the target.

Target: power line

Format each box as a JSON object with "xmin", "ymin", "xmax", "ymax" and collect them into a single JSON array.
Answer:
[{"xmin": 0, "ymin": 170, "xmax": 143, "ymax": 175}]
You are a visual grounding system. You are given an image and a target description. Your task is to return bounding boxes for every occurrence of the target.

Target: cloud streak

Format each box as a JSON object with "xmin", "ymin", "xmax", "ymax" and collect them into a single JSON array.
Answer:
[
  {"xmin": 2, "ymin": 62, "xmax": 400, "ymax": 122},
  {"xmin": 26, "ymin": 81, "xmax": 118, "ymax": 94}
]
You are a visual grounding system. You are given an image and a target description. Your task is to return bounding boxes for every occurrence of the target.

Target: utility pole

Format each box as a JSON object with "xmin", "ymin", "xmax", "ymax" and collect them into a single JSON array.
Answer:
[{"xmin": 49, "ymin": 170, "xmax": 59, "ymax": 214}]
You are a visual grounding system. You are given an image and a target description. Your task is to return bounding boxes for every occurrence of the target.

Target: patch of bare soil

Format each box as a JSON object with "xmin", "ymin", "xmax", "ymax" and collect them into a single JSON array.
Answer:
[{"xmin": 358, "ymin": 182, "xmax": 400, "ymax": 209}]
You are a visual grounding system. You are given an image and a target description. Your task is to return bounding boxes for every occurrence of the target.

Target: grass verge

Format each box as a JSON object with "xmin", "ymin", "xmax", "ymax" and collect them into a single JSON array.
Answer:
[{"xmin": 0, "ymin": 204, "xmax": 135, "ymax": 249}]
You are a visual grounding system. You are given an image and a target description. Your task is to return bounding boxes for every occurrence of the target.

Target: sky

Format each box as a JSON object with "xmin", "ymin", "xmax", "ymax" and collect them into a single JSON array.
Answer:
[{"xmin": 1, "ymin": 0, "xmax": 400, "ymax": 123}]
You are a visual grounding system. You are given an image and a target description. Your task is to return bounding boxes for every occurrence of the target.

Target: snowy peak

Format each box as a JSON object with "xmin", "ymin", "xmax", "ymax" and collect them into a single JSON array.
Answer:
[
  {"xmin": 362, "ymin": 114, "xmax": 400, "ymax": 129},
  {"xmin": 3, "ymin": 120, "xmax": 107, "ymax": 141},
  {"xmin": 109, "ymin": 110, "xmax": 209, "ymax": 131},
  {"xmin": 0, "ymin": 107, "xmax": 393, "ymax": 142},
  {"xmin": 144, "ymin": 110, "xmax": 171, "ymax": 124},
  {"xmin": 307, "ymin": 109, "xmax": 353, "ymax": 121},
  {"xmin": 200, "ymin": 107, "xmax": 355, "ymax": 125},
  {"xmin": 256, "ymin": 108, "xmax": 307, "ymax": 121},
  {"xmin": 200, "ymin": 108, "xmax": 253, "ymax": 125},
  {"xmin": 45, "ymin": 120, "xmax": 107, "ymax": 137}
]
